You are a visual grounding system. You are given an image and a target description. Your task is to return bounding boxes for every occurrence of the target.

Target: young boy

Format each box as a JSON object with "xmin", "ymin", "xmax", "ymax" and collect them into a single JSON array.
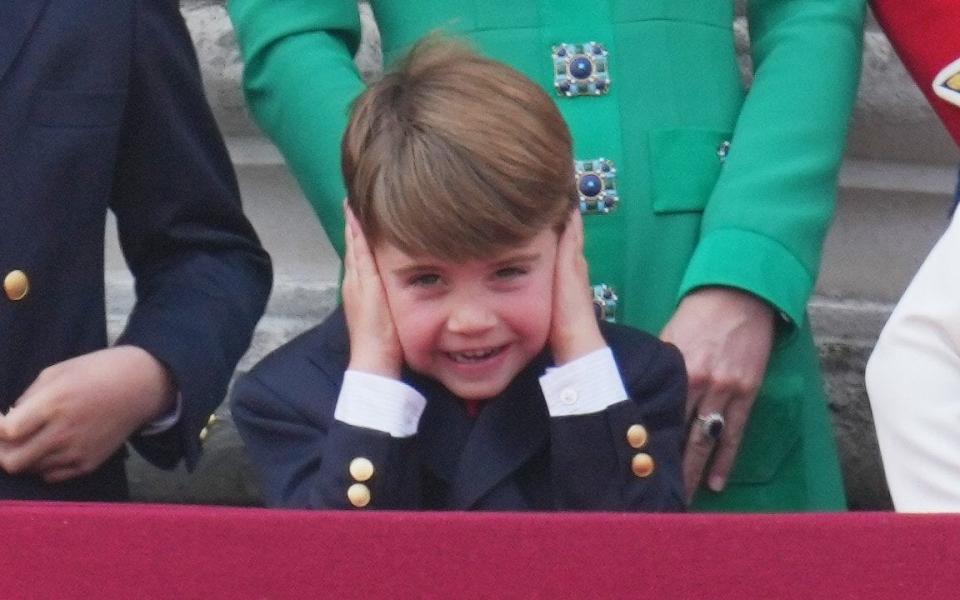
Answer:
[{"xmin": 232, "ymin": 39, "xmax": 686, "ymax": 510}]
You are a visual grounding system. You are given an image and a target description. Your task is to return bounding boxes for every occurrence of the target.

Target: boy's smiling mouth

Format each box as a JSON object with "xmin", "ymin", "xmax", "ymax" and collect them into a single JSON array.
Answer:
[{"xmin": 443, "ymin": 345, "xmax": 507, "ymax": 364}]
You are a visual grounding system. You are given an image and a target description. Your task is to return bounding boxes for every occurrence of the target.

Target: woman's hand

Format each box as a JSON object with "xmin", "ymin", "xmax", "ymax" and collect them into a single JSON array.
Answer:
[
  {"xmin": 660, "ymin": 287, "xmax": 775, "ymax": 503},
  {"xmin": 342, "ymin": 205, "xmax": 403, "ymax": 379},
  {"xmin": 550, "ymin": 210, "xmax": 606, "ymax": 365}
]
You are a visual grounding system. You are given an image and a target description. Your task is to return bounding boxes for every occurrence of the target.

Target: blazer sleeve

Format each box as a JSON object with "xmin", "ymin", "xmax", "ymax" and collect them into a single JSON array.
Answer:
[
  {"xmin": 548, "ymin": 341, "xmax": 687, "ymax": 511},
  {"xmin": 678, "ymin": 0, "xmax": 866, "ymax": 327},
  {"xmin": 231, "ymin": 368, "xmax": 422, "ymax": 509},
  {"xmin": 110, "ymin": 0, "xmax": 272, "ymax": 470},
  {"xmin": 229, "ymin": 0, "xmax": 364, "ymax": 257}
]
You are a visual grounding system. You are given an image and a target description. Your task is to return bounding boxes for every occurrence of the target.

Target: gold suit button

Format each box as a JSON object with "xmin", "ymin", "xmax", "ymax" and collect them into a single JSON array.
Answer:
[
  {"xmin": 199, "ymin": 427, "xmax": 209, "ymax": 441},
  {"xmin": 626, "ymin": 424, "xmax": 648, "ymax": 449},
  {"xmin": 4, "ymin": 270, "xmax": 29, "ymax": 301},
  {"xmin": 631, "ymin": 453, "xmax": 655, "ymax": 478},
  {"xmin": 349, "ymin": 457, "xmax": 375, "ymax": 482},
  {"xmin": 348, "ymin": 483, "xmax": 371, "ymax": 508}
]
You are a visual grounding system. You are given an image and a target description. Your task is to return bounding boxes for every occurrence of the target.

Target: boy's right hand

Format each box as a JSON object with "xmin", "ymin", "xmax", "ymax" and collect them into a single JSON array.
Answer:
[{"xmin": 342, "ymin": 205, "xmax": 403, "ymax": 379}]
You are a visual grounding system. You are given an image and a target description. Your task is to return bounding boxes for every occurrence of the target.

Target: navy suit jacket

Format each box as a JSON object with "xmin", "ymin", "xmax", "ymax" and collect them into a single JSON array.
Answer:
[
  {"xmin": 0, "ymin": 0, "xmax": 272, "ymax": 500},
  {"xmin": 233, "ymin": 309, "xmax": 686, "ymax": 511}
]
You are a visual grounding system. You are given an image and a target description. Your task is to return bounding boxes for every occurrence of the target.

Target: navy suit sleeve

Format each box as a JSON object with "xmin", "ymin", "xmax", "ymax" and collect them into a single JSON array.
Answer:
[
  {"xmin": 549, "ymin": 340, "xmax": 686, "ymax": 511},
  {"xmin": 230, "ymin": 317, "xmax": 420, "ymax": 509},
  {"xmin": 231, "ymin": 368, "xmax": 421, "ymax": 509},
  {"xmin": 110, "ymin": 0, "xmax": 272, "ymax": 470}
]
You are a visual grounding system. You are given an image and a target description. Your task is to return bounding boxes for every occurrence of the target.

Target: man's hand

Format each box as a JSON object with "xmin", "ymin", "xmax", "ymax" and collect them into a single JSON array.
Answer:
[
  {"xmin": 550, "ymin": 210, "xmax": 606, "ymax": 365},
  {"xmin": 342, "ymin": 205, "xmax": 403, "ymax": 379},
  {"xmin": 0, "ymin": 346, "xmax": 176, "ymax": 483},
  {"xmin": 660, "ymin": 287, "xmax": 775, "ymax": 502}
]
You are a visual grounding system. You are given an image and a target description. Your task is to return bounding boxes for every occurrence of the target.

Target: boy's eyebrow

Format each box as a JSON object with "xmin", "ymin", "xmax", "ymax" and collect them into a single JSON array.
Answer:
[
  {"xmin": 491, "ymin": 252, "xmax": 541, "ymax": 267},
  {"xmin": 389, "ymin": 252, "xmax": 542, "ymax": 277},
  {"xmin": 390, "ymin": 262, "xmax": 444, "ymax": 277}
]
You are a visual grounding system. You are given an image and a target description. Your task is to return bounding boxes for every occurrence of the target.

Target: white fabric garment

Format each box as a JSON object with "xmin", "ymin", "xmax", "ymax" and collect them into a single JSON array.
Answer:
[{"xmin": 866, "ymin": 208, "xmax": 960, "ymax": 512}]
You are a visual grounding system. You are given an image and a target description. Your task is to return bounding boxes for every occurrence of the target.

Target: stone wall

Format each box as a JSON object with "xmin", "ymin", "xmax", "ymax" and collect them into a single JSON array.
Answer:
[{"xmin": 116, "ymin": 2, "xmax": 960, "ymax": 509}]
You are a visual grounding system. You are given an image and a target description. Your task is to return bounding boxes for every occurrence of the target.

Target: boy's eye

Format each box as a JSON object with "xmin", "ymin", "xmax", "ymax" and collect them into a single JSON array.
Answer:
[
  {"xmin": 410, "ymin": 273, "xmax": 441, "ymax": 287},
  {"xmin": 495, "ymin": 266, "xmax": 527, "ymax": 280}
]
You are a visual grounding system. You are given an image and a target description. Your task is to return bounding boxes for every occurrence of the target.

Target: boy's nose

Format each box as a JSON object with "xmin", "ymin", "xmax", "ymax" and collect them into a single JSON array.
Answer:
[{"xmin": 446, "ymin": 300, "xmax": 497, "ymax": 335}]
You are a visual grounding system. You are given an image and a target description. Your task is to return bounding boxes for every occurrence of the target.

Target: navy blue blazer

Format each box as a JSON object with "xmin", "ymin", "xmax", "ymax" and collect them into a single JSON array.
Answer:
[
  {"xmin": 232, "ymin": 309, "xmax": 686, "ymax": 511},
  {"xmin": 0, "ymin": 0, "xmax": 272, "ymax": 500}
]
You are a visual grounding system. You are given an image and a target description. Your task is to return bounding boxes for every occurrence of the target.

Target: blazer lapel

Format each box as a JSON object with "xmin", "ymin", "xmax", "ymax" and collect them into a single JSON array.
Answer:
[
  {"xmin": 0, "ymin": 1, "xmax": 50, "ymax": 86},
  {"xmin": 448, "ymin": 355, "xmax": 551, "ymax": 509},
  {"xmin": 417, "ymin": 381, "xmax": 473, "ymax": 485}
]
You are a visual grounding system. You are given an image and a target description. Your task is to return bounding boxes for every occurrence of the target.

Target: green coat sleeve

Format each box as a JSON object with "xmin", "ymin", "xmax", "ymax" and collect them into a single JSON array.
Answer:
[
  {"xmin": 228, "ymin": 0, "xmax": 364, "ymax": 256},
  {"xmin": 678, "ymin": 0, "xmax": 866, "ymax": 326}
]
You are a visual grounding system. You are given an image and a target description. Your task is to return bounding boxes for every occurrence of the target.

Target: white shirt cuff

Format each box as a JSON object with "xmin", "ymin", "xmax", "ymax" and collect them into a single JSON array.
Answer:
[
  {"xmin": 140, "ymin": 394, "xmax": 182, "ymax": 436},
  {"xmin": 334, "ymin": 370, "xmax": 427, "ymax": 438},
  {"xmin": 539, "ymin": 347, "xmax": 628, "ymax": 417}
]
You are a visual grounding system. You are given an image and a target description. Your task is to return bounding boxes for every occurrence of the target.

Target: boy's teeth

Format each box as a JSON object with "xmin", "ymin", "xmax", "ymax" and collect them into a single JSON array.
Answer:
[{"xmin": 450, "ymin": 347, "xmax": 498, "ymax": 362}]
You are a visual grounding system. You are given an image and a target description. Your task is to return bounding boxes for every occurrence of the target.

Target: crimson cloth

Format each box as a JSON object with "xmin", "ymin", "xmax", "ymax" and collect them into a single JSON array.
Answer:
[
  {"xmin": 1, "ymin": 501, "xmax": 959, "ymax": 599},
  {"xmin": 872, "ymin": 0, "xmax": 960, "ymax": 147}
]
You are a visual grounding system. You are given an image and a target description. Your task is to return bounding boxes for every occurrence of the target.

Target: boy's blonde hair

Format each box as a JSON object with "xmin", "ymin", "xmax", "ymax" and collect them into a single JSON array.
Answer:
[{"xmin": 342, "ymin": 37, "xmax": 578, "ymax": 261}]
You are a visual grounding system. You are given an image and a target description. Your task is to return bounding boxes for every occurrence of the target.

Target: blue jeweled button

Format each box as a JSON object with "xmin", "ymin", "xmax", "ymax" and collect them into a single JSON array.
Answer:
[
  {"xmin": 552, "ymin": 42, "xmax": 611, "ymax": 97},
  {"xmin": 575, "ymin": 158, "xmax": 619, "ymax": 215},
  {"xmin": 578, "ymin": 174, "xmax": 602, "ymax": 197},
  {"xmin": 592, "ymin": 284, "xmax": 619, "ymax": 323},
  {"xmin": 570, "ymin": 57, "xmax": 593, "ymax": 80}
]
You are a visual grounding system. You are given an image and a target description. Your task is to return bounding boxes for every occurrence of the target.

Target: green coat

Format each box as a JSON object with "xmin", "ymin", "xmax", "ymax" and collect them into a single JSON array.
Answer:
[{"xmin": 230, "ymin": 0, "xmax": 865, "ymax": 511}]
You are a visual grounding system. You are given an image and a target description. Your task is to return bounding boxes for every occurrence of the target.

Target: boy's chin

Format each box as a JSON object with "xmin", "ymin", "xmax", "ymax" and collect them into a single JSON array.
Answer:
[{"xmin": 434, "ymin": 375, "xmax": 512, "ymax": 403}]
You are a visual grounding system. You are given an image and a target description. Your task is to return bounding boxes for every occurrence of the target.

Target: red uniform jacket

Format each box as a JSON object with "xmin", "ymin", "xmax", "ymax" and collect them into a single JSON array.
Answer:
[{"xmin": 872, "ymin": 0, "xmax": 960, "ymax": 147}]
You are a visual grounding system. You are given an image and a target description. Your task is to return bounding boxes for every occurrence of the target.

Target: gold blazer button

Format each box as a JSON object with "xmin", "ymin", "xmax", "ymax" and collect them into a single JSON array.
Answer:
[
  {"xmin": 626, "ymin": 424, "xmax": 648, "ymax": 449},
  {"xmin": 348, "ymin": 483, "xmax": 371, "ymax": 508},
  {"xmin": 4, "ymin": 270, "xmax": 29, "ymax": 301},
  {"xmin": 349, "ymin": 457, "xmax": 375, "ymax": 482},
  {"xmin": 631, "ymin": 453, "xmax": 655, "ymax": 478}
]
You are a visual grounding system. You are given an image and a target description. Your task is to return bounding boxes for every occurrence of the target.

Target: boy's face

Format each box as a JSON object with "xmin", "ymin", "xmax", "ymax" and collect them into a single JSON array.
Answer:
[{"xmin": 375, "ymin": 228, "xmax": 558, "ymax": 401}]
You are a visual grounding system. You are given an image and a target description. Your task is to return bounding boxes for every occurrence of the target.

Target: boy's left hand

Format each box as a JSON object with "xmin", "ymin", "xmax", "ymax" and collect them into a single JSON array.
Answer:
[
  {"xmin": 550, "ymin": 210, "xmax": 606, "ymax": 365},
  {"xmin": 0, "ymin": 346, "xmax": 176, "ymax": 482}
]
